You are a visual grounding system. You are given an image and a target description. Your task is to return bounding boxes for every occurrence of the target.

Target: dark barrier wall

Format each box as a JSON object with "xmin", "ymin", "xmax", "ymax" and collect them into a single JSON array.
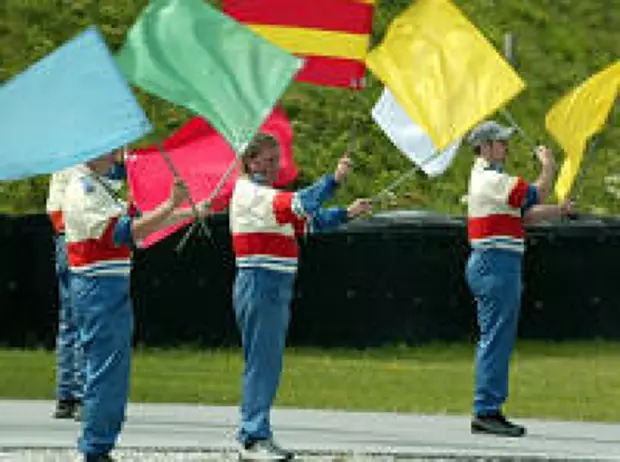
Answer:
[
  {"xmin": 0, "ymin": 214, "xmax": 58, "ymax": 347},
  {"xmin": 1, "ymin": 212, "xmax": 619, "ymax": 348}
]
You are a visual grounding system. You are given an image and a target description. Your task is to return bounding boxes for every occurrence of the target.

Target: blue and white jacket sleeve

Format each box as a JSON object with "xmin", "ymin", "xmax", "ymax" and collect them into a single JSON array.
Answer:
[
  {"xmin": 291, "ymin": 174, "xmax": 349, "ymax": 233},
  {"xmin": 293, "ymin": 174, "xmax": 339, "ymax": 216},
  {"xmin": 112, "ymin": 215, "xmax": 134, "ymax": 247},
  {"xmin": 308, "ymin": 207, "xmax": 348, "ymax": 232},
  {"xmin": 521, "ymin": 185, "xmax": 539, "ymax": 214}
]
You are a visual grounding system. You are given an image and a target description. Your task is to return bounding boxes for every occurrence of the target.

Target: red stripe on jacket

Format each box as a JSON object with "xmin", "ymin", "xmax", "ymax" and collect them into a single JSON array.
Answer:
[
  {"xmin": 48, "ymin": 211, "xmax": 65, "ymax": 234},
  {"xmin": 468, "ymin": 215, "xmax": 524, "ymax": 240},
  {"xmin": 272, "ymin": 192, "xmax": 307, "ymax": 236},
  {"xmin": 273, "ymin": 192, "xmax": 298, "ymax": 225},
  {"xmin": 232, "ymin": 233, "xmax": 299, "ymax": 259},
  {"xmin": 66, "ymin": 217, "xmax": 130, "ymax": 267},
  {"xmin": 507, "ymin": 177, "xmax": 529, "ymax": 209}
]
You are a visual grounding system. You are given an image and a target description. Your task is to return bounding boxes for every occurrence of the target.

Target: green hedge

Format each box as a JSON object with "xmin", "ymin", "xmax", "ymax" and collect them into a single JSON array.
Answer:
[{"xmin": 1, "ymin": 0, "xmax": 618, "ymax": 215}]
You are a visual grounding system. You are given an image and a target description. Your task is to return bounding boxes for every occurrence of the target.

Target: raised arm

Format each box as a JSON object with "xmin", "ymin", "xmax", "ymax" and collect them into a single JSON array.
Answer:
[
  {"xmin": 531, "ymin": 146, "xmax": 556, "ymax": 204},
  {"xmin": 273, "ymin": 155, "xmax": 352, "ymax": 225},
  {"xmin": 296, "ymin": 155, "xmax": 353, "ymax": 215}
]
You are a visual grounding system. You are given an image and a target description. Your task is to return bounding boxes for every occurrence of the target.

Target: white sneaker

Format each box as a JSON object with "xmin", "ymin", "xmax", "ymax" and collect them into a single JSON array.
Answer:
[{"xmin": 238, "ymin": 438, "xmax": 294, "ymax": 461}]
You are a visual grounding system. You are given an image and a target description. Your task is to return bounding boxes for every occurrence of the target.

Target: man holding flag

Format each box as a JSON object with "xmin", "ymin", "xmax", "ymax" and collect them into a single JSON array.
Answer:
[
  {"xmin": 230, "ymin": 134, "xmax": 371, "ymax": 460},
  {"xmin": 465, "ymin": 120, "xmax": 572, "ymax": 437},
  {"xmin": 48, "ymin": 153, "xmax": 128, "ymax": 421},
  {"xmin": 62, "ymin": 151, "xmax": 203, "ymax": 462}
]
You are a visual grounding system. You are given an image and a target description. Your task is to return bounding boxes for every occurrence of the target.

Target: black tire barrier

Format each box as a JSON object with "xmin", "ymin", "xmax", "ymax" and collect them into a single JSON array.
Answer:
[{"xmin": 1, "ymin": 212, "xmax": 619, "ymax": 348}]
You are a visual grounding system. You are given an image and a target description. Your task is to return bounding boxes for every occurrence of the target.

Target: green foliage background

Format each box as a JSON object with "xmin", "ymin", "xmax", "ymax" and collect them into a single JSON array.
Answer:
[{"xmin": 0, "ymin": 0, "xmax": 618, "ymax": 215}]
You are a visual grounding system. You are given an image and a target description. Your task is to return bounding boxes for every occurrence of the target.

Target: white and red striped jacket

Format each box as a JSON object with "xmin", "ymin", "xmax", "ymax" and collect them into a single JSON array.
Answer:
[
  {"xmin": 46, "ymin": 168, "xmax": 76, "ymax": 234},
  {"xmin": 467, "ymin": 158, "xmax": 531, "ymax": 254},
  {"xmin": 230, "ymin": 176, "xmax": 307, "ymax": 274},
  {"xmin": 62, "ymin": 165, "xmax": 132, "ymax": 276}
]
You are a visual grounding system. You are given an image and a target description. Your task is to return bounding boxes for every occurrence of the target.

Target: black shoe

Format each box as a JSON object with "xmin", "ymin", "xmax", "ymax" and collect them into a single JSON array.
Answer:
[
  {"xmin": 471, "ymin": 412, "xmax": 526, "ymax": 437},
  {"xmin": 73, "ymin": 401, "xmax": 83, "ymax": 422},
  {"xmin": 85, "ymin": 453, "xmax": 114, "ymax": 462},
  {"xmin": 52, "ymin": 399, "xmax": 76, "ymax": 419}
]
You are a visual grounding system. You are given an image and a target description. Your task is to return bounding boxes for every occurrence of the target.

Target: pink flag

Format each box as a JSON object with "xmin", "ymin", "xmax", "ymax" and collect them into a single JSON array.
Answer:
[{"xmin": 126, "ymin": 107, "xmax": 297, "ymax": 248}]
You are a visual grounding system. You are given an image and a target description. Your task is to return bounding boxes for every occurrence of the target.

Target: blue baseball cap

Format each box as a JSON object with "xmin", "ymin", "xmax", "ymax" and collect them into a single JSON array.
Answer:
[{"xmin": 467, "ymin": 120, "xmax": 515, "ymax": 147}]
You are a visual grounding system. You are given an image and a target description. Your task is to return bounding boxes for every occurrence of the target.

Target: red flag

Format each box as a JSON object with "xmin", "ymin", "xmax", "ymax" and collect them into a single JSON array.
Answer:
[
  {"xmin": 223, "ymin": 0, "xmax": 374, "ymax": 89},
  {"xmin": 126, "ymin": 107, "xmax": 297, "ymax": 248}
]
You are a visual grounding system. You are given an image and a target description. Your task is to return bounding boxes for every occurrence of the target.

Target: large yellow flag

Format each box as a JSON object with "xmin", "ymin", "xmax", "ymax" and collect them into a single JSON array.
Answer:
[
  {"xmin": 365, "ymin": 0, "xmax": 525, "ymax": 151},
  {"xmin": 547, "ymin": 61, "xmax": 620, "ymax": 201}
]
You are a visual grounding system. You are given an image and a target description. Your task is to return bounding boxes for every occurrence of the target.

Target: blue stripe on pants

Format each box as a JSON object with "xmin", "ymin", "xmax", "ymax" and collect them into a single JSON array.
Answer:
[
  {"xmin": 54, "ymin": 235, "xmax": 85, "ymax": 401},
  {"xmin": 233, "ymin": 267, "xmax": 294, "ymax": 445},
  {"xmin": 465, "ymin": 249, "xmax": 522, "ymax": 416},
  {"xmin": 72, "ymin": 273, "xmax": 133, "ymax": 457}
]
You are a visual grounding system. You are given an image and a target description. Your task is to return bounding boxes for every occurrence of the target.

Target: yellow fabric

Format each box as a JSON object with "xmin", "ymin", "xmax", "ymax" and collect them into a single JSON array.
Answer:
[
  {"xmin": 247, "ymin": 25, "xmax": 369, "ymax": 60},
  {"xmin": 365, "ymin": 0, "xmax": 525, "ymax": 151},
  {"xmin": 547, "ymin": 61, "xmax": 620, "ymax": 201}
]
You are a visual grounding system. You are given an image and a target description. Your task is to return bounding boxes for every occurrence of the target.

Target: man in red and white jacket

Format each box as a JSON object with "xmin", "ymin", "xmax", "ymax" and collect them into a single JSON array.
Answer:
[
  {"xmin": 465, "ymin": 120, "xmax": 572, "ymax": 438},
  {"xmin": 230, "ymin": 134, "xmax": 371, "ymax": 461},
  {"xmin": 62, "ymin": 151, "xmax": 198, "ymax": 462}
]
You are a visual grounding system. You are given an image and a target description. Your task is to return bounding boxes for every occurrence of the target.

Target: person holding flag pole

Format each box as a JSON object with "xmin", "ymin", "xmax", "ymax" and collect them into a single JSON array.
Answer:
[
  {"xmin": 62, "ymin": 150, "xmax": 208, "ymax": 462},
  {"xmin": 230, "ymin": 133, "xmax": 371, "ymax": 461},
  {"xmin": 47, "ymin": 150, "xmax": 128, "ymax": 421},
  {"xmin": 465, "ymin": 120, "xmax": 573, "ymax": 437}
]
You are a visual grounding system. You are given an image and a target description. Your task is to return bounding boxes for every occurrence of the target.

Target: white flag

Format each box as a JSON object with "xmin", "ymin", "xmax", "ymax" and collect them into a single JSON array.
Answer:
[{"xmin": 371, "ymin": 87, "xmax": 461, "ymax": 177}]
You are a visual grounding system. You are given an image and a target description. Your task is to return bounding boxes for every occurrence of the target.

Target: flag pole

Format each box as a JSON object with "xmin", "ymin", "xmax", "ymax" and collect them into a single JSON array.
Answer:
[
  {"xmin": 370, "ymin": 138, "xmax": 453, "ymax": 206},
  {"xmin": 371, "ymin": 166, "xmax": 419, "ymax": 204},
  {"xmin": 369, "ymin": 130, "xmax": 465, "ymax": 206},
  {"xmin": 143, "ymin": 93, "xmax": 211, "ymax": 243},
  {"xmin": 154, "ymin": 140, "xmax": 212, "ymax": 238},
  {"xmin": 499, "ymin": 33, "xmax": 539, "ymax": 155},
  {"xmin": 175, "ymin": 158, "xmax": 238, "ymax": 252},
  {"xmin": 499, "ymin": 108, "xmax": 539, "ymax": 153}
]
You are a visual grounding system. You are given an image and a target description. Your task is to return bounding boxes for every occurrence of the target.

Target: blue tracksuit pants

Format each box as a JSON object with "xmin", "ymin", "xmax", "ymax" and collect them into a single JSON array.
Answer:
[
  {"xmin": 465, "ymin": 248, "xmax": 522, "ymax": 416},
  {"xmin": 233, "ymin": 267, "xmax": 294, "ymax": 445},
  {"xmin": 54, "ymin": 235, "xmax": 84, "ymax": 402},
  {"xmin": 71, "ymin": 273, "xmax": 133, "ymax": 457}
]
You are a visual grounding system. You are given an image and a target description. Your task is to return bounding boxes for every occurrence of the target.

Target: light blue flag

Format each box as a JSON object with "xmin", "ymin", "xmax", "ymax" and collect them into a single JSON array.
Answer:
[{"xmin": 0, "ymin": 26, "xmax": 152, "ymax": 181}]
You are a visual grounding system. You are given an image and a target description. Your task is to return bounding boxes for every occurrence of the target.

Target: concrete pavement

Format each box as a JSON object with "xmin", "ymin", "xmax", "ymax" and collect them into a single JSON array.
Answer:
[{"xmin": 1, "ymin": 400, "xmax": 619, "ymax": 461}]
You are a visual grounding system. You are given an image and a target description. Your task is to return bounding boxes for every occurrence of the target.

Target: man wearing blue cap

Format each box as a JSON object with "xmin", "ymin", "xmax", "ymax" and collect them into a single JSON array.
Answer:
[{"xmin": 465, "ymin": 120, "xmax": 572, "ymax": 437}]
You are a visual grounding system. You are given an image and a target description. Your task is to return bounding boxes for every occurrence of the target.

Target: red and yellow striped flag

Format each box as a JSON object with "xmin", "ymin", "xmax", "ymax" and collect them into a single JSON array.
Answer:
[{"xmin": 223, "ymin": 0, "xmax": 375, "ymax": 89}]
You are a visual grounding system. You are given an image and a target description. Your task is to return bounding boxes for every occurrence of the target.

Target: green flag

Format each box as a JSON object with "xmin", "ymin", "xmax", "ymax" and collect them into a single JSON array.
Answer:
[{"xmin": 117, "ymin": 0, "xmax": 303, "ymax": 154}]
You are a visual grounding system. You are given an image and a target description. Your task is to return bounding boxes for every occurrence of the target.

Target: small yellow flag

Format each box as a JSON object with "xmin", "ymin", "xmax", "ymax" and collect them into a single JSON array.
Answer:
[
  {"xmin": 365, "ymin": 0, "xmax": 525, "ymax": 151},
  {"xmin": 547, "ymin": 61, "xmax": 620, "ymax": 201}
]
